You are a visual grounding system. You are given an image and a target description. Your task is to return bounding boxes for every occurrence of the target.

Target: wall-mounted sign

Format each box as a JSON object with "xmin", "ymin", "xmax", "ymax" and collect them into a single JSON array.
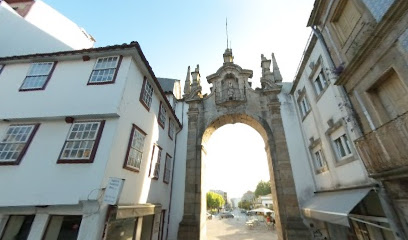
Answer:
[{"xmin": 103, "ymin": 177, "xmax": 124, "ymax": 205}]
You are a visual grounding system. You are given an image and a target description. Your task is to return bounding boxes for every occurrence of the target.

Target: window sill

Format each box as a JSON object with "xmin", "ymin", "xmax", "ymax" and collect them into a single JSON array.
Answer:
[
  {"xmin": 315, "ymin": 86, "xmax": 329, "ymax": 102},
  {"xmin": 158, "ymin": 121, "xmax": 165, "ymax": 129},
  {"xmin": 315, "ymin": 166, "xmax": 329, "ymax": 175},
  {"xmin": 139, "ymin": 100, "xmax": 151, "ymax": 112},
  {"xmin": 19, "ymin": 88, "xmax": 45, "ymax": 92},
  {"xmin": 301, "ymin": 110, "xmax": 312, "ymax": 122},
  {"xmin": 124, "ymin": 165, "xmax": 140, "ymax": 173},
  {"xmin": 335, "ymin": 155, "xmax": 356, "ymax": 167},
  {"xmin": 0, "ymin": 161, "xmax": 20, "ymax": 165},
  {"xmin": 57, "ymin": 159, "xmax": 93, "ymax": 164},
  {"xmin": 87, "ymin": 81, "xmax": 115, "ymax": 85}
]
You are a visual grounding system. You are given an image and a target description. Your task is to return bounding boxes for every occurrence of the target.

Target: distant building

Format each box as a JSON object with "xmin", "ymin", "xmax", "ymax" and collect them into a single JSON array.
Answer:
[
  {"xmin": 0, "ymin": 0, "xmax": 95, "ymax": 57},
  {"xmin": 230, "ymin": 198, "xmax": 241, "ymax": 208},
  {"xmin": 254, "ymin": 194, "xmax": 273, "ymax": 209},
  {"xmin": 241, "ymin": 191, "xmax": 255, "ymax": 203}
]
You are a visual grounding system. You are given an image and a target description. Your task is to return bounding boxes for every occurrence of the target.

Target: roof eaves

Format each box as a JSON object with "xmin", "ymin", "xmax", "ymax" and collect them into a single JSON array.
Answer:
[
  {"xmin": 133, "ymin": 43, "xmax": 182, "ymax": 129},
  {"xmin": 290, "ymin": 33, "xmax": 317, "ymax": 94},
  {"xmin": 307, "ymin": 0, "xmax": 323, "ymax": 27}
]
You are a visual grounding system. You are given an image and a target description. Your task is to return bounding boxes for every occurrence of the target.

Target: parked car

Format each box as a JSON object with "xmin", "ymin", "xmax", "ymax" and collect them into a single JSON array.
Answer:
[
  {"xmin": 206, "ymin": 212, "xmax": 213, "ymax": 220},
  {"xmin": 219, "ymin": 212, "xmax": 234, "ymax": 219}
]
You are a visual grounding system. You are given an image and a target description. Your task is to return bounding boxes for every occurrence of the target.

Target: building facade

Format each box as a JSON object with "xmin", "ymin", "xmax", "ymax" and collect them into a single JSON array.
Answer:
[
  {"xmin": 0, "ymin": 42, "xmax": 181, "ymax": 240},
  {"xmin": 306, "ymin": 0, "xmax": 408, "ymax": 239},
  {"xmin": 290, "ymin": 30, "xmax": 401, "ymax": 239}
]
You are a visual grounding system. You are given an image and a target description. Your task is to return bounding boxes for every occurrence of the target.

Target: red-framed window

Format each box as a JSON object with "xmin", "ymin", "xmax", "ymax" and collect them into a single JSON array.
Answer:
[
  {"xmin": 139, "ymin": 77, "xmax": 154, "ymax": 111},
  {"xmin": 87, "ymin": 56, "xmax": 122, "ymax": 85},
  {"xmin": 123, "ymin": 124, "xmax": 147, "ymax": 172},
  {"xmin": 0, "ymin": 124, "xmax": 39, "ymax": 165},
  {"xmin": 19, "ymin": 62, "xmax": 57, "ymax": 91},
  {"xmin": 158, "ymin": 102, "xmax": 166, "ymax": 129},
  {"xmin": 58, "ymin": 120, "xmax": 105, "ymax": 164},
  {"xmin": 148, "ymin": 144, "xmax": 162, "ymax": 179},
  {"xmin": 168, "ymin": 119, "xmax": 175, "ymax": 140},
  {"xmin": 163, "ymin": 153, "xmax": 172, "ymax": 184}
]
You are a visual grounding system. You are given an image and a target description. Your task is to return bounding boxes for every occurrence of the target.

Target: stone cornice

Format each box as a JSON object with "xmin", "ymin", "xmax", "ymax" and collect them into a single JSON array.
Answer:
[
  {"xmin": 335, "ymin": 1, "xmax": 408, "ymax": 86},
  {"xmin": 206, "ymin": 63, "xmax": 253, "ymax": 84}
]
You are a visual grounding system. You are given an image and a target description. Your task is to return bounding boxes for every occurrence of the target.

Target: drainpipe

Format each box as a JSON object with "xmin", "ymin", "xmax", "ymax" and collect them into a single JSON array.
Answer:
[
  {"xmin": 376, "ymin": 182, "xmax": 406, "ymax": 240},
  {"xmin": 165, "ymin": 100, "xmax": 185, "ymax": 240},
  {"xmin": 311, "ymin": 26, "xmax": 363, "ymax": 139}
]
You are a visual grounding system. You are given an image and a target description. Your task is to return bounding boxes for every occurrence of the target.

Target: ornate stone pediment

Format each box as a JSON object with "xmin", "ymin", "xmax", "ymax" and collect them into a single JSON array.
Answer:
[{"xmin": 206, "ymin": 49, "xmax": 253, "ymax": 107}]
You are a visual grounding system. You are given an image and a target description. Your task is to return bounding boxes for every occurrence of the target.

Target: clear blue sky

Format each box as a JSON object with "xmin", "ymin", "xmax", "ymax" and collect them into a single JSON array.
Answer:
[
  {"xmin": 43, "ymin": 0, "xmax": 316, "ymax": 199},
  {"xmin": 43, "ymin": 0, "xmax": 314, "ymax": 92}
]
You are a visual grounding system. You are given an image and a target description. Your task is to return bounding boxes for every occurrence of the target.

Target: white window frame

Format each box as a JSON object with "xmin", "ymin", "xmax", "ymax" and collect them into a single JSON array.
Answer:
[
  {"xmin": 0, "ymin": 124, "xmax": 39, "ymax": 164},
  {"xmin": 158, "ymin": 102, "xmax": 166, "ymax": 128},
  {"xmin": 313, "ymin": 149, "xmax": 326, "ymax": 170},
  {"xmin": 20, "ymin": 62, "xmax": 55, "ymax": 90},
  {"xmin": 298, "ymin": 95, "xmax": 311, "ymax": 117},
  {"xmin": 163, "ymin": 153, "xmax": 172, "ymax": 184},
  {"xmin": 88, "ymin": 56, "xmax": 121, "ymax": 84},
  {"xmin": 59, "ymin": 121, "xmax": 105, "ymax": 163},
  {"xmin": 124, "ymin": 124, "xmax": 146, "ymax": 171},
  {"xmin": 333, "ymin": 134, "xmax": 352, "ymax": 159},
  {"xmin": 140, "ymin": 77, "xmax": 154, "ymax": 110},
  {"xmin": 313, "ymin": 70, "xmax": 328, "ymax": 95}
]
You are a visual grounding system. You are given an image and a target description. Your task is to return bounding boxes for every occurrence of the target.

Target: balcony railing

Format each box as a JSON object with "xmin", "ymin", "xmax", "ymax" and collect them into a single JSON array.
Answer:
[
  {"xmin": 215, "ymin": 88, "xmax": 246, "ymax": 105},
  {"xmin": 355, "ymin": 112, "xmax": 408, "ymax": 175}
]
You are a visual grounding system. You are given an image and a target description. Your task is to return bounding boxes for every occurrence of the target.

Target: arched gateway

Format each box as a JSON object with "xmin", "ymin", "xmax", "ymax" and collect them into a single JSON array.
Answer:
[{"xmin": 177, "ymin": 49, "xmax": 310, "ymax": 240}]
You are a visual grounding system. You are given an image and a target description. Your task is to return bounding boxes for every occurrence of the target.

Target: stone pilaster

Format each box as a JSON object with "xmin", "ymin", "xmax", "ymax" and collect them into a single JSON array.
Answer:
[
  {"xmin": 266, "ymin": 99, "xmax": 310, "ymax": 240},
  {"xmin": 178, "ymin": 103, "xmax": 202, "ymax": 240}
]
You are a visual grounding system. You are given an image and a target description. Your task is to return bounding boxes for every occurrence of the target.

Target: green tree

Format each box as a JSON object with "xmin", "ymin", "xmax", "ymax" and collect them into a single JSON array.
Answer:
[
  {"xmin": 206, "ymin": 192, "xmax": 225, "ymax": 210},
  {"xmin": 254, "ymin": 180, "xmax": 271, "ymax": 197},
  {"xmin": 238, "ymin": 200, "xmax": 251, "ymax": 210}
]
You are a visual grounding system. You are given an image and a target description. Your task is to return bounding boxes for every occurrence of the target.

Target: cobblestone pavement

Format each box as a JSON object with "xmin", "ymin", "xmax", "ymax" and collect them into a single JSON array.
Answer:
[{"xmin": 206, "ymin": 211, "xmax": 278, "ymax": 240}]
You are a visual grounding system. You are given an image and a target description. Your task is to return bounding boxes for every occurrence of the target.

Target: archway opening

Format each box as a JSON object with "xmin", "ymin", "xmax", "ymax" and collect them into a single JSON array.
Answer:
[{"xmin": 201, "ymin": 115, "xmax": 278, "ymax": 239}]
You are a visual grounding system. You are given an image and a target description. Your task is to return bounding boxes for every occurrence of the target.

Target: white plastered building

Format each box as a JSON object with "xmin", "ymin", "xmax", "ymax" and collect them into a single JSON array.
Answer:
[
  {"xmin": 0, "ymin": 0, "xmax": 95, "ymax": 58},
  {"xmin": 288, "ymin": 32, "xmax": 400, "ymax": 240},
  {"xmin": 0, "ymin": 42, "xmax": 182, "ymax": 240}
]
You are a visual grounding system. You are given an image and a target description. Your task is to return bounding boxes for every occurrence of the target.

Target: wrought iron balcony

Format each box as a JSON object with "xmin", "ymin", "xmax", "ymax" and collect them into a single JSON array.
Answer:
[
  {"xmin": 355, "ymin": 112, "xmax": 408, "ymax": 175},
  {"xmin": 215, "ymin": 88, "xmax": 246, "ymax": 105}
]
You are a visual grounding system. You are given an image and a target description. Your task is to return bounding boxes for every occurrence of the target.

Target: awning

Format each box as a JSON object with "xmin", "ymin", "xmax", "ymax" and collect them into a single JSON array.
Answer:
[
  {"xmin": 302, "ymin": 188, "xmax": 372, "ymax": 227},
  {"xmin": 115, "ymin": 203, "xmax": 162, "ymax": 219}
]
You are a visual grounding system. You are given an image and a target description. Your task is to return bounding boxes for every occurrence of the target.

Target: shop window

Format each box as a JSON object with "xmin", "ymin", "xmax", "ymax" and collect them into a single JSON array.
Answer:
[
  {"xmin": 1, "ymin": 215, "xmax": 34, "ymax": 240},
  {"xmin": 42, "ymin": 215, "xmax": 82, "ymax": 240}
]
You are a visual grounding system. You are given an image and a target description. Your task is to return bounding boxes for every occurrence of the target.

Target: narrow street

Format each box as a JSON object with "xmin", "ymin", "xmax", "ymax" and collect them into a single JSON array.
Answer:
[{"xmin": 206, "ymin": 210, "xmax": 278, "ymax": 240}]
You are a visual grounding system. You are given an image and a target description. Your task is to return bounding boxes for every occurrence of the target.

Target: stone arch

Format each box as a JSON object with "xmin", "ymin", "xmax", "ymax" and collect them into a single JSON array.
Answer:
[
  {"xmin": 178, "ymin": 105, "xmax": 310, "ymax": 240},
  {"xmin": 178, "ymin": 51, "xmax": 310, "ymax": 240},
  {"xmin": 201, "ymin": 113, "xmax": 271, "ymax": 146}
]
